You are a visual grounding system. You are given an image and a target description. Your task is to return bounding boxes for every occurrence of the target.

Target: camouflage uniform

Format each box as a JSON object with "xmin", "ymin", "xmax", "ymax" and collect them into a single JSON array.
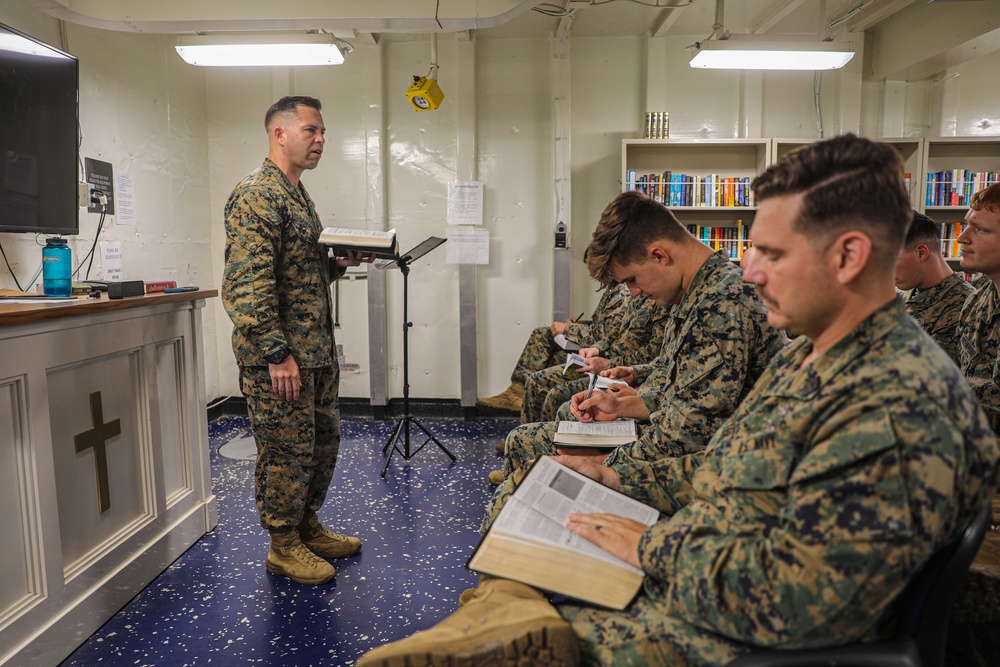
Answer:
[
  {"xmin": 510, "ymin": 283, "xmax": 628, "ymax": 386},
  {"xmin": 500, "ymin": 252, "xmax": 786, "ymax": 483},
  {"xmin": 521, "ymin": 298, "xmax": 670, "ymax": 424},
  {"xmin": 537, "ymin": 301, "xmax": 999, "ymax": 666},
  {"xmin": 222, "ymin": 157, "xmax": 342, "ymax": 530},
  {"xmin": 959, "ymin": 279, "xmax": 1000, "ymax": 434},
  {"xmin": 903, "ymin": 271, "xmax": 975, "ymax": 363}
]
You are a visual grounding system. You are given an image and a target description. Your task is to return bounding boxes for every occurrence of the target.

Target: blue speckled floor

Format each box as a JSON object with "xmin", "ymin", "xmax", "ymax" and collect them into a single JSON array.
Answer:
[{"xmin": 58, "ymin": 413, "xmax": 517, "ymax": 667}]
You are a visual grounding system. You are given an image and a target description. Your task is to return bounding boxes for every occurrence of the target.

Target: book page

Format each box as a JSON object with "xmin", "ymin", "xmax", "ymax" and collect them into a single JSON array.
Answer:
[
  {"xmin": 556, "ymin": 420, "xmax": 637, "ymax": 437},
  {"xmin": 490, "ymin": 457, "xmax": 658, "ymax": 574},
  {"xmin": 320, "ymin": 227, "xmax": 396, "ymax": 246}
]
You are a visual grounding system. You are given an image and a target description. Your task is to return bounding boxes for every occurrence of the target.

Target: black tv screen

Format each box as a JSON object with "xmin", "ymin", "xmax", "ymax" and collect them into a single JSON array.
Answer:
[{"xmin": 0, "ymin": 22, "xmax": 79, "ymax": 235}]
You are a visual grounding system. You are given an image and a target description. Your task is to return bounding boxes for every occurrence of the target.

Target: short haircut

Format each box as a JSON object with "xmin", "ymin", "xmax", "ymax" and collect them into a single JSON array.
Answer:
[
  {"xmin": 586, "ymin": 191, "xmax": 691, "ymax": 286},
  {"xmin": 751, "ymin": 134, "xmax": 912, "ymax": 265},
  {"xmin": 971, "ymin": 182, "xmax": 1000, "ymax": 214},
  {"xmin": 905, "ymin": 211, "xmax": 942, "ymax": 251},
  {"xmin": 264, "ymin": 95, "xmax": 322, "ymax": 130}
]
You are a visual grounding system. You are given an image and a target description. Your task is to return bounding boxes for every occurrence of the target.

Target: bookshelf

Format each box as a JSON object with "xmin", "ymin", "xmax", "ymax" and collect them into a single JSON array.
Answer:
[
  {"xmin": 923, "ymin": 137, "xmax": 1000, "ymax": 267},
  {"xmin": 772, "ymin": 137, "xmax": 925, "ymax": 209},
  {"xmin": 621, "ymin": 139, "xmax": 770, "ymax": 261}
]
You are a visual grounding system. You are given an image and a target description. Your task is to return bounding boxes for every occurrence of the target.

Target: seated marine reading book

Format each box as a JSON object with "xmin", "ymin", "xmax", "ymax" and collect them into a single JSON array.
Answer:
[
  {"xmin": 467, "ymin": 456, "xmax": 659, "ymax": 609},
  {"xmin": 319, "ymin": 227, "xmax": 399, "ymax": 260},
  {"xmin": 552, "ymin": 418, "xmax": 638, "ymax": 449}
]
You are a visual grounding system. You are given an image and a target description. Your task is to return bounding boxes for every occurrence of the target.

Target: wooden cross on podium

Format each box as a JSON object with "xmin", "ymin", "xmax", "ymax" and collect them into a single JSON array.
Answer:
[{"xmin": 74, "ymin": 392, "xmax": 121, "ymax": 513}]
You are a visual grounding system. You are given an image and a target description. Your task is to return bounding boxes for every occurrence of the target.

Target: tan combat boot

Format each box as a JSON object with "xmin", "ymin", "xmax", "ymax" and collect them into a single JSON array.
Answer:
[
  {"xmin": 495, "ymin": 439, "xmax": 506, "ymax": 454},
  {"xmin": 266, "ymin": 529, "xmax": 336, "ymax": 585},
  {"xmin": 298, "ymin": 513, "xmax": 362, "ymax": 559},
  {"xmin": 487, "ymin": 469, "xmax": 505, "ymax": 486},
  {"xmin": 358, "ymin": 578, "xmax": 580, "ymax": 667},
  {"xmin": 477, "ymin": 381, "xmax": 525, "ymax": 412}
]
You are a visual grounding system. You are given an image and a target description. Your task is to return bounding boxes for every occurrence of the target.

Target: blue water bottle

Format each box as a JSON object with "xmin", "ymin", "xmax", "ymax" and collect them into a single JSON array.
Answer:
[{"xmin": 42, "ymin": 237, "xmax": 72, "ymax": 296}]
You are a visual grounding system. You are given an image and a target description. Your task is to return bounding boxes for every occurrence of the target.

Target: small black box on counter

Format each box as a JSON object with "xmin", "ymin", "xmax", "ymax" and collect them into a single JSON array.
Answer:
[{"xmin": 107, "ymin": 280, "xmax": 146, "ymax": 299}]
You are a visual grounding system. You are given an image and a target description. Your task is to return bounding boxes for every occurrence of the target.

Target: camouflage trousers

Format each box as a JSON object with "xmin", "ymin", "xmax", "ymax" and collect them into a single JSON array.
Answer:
[
  {"xmin": 558, "ymin": 597, "xmax": 742, "ymax": 666},
  {"xmin": 240, "ymin": 364, "xmax": 340, "ymax": 530},
  {"xmin": 521, "ymin": 369, "xmax": 590, "ymax": 424},
  {"xmin": 511, "ymin": 326, "xmax": 566, "ymax": 386}
]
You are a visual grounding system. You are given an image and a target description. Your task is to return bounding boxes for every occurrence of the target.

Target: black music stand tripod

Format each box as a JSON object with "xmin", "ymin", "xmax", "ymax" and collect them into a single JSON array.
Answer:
[{"xmin": 378, "ymin": 237, "xmax": 456, "ymax": 477}]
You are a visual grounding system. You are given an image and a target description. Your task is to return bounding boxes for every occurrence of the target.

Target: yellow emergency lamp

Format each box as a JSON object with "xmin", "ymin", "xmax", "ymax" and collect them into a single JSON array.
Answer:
[{"xmin": 406, "ymin": 75, "xmax": 444, "ymax": 111}]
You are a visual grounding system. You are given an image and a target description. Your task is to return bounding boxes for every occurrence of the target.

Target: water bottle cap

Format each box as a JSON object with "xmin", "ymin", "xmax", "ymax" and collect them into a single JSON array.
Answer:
[{"xmin": 46, "ymin": 236, "xmax": 67, "ymax": 245}]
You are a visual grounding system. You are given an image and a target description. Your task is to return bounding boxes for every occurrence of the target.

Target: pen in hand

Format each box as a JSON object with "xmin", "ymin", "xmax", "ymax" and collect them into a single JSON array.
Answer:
[{"xmin": 570, "ymin": 311, "xmax": 584, "ymax": 323}]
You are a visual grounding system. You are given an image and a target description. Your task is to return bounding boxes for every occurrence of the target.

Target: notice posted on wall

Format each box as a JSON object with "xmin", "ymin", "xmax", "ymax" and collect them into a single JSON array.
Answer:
[
  {"xmin": 100, "ymin": 241, "xmax": 125, "ymax": 281},
  {"xmin": 446, "ymin": 228, "xmax": 489, "ymax": 265},
  {"xmin": 115, "ymin": 172, "xmax": 136, "ymax": 226},
  {"xmin": 84, "ymin": 157, "xmax": 115, "ymax": 216},
  {"xmin": 447, "ymin": 180, "xmax": 484, "ymax": 225}
]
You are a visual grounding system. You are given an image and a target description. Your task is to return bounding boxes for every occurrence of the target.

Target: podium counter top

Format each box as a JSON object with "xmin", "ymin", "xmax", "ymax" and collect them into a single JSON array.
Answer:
[{"xmin": 0, "ymin": 289, "xmax": 218, "ymax": 327}]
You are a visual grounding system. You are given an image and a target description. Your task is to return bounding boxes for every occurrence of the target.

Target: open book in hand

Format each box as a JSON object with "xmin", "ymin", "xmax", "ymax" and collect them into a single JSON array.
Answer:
[
  {"xmin": 319, "ymin": 227, "xmax": 400, "ymax": 260},
  {"xmin": 563, "ymin": 352, "xmax": 588, "ymax": 380},
  {"xmin": 552, "ymin": 418, "xmax": 638, "ymax": 449},
  {"xmin": 467, "ymin": 456, "xmax": 659, "ymax": 610},
  {"xmin": 553, "ymin": 333, "xmax": 582, "ymax": 352}
]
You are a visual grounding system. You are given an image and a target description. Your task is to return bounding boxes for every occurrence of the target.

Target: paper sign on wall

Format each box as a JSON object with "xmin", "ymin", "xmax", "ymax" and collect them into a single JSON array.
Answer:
[
  {"xmin": 447, "ymin": 181, "xmax": 484, "ymax": 225},
  {"xmin": 99, "ymin": 241, "xmax": 125, "ymax": 281},
  {"xmin": 115, "ymin": 172, "xmax": 136, "ymax": 226},
  {"xmin": 446, "ymin": 228, "xmax": 489, "ymax": 265}
]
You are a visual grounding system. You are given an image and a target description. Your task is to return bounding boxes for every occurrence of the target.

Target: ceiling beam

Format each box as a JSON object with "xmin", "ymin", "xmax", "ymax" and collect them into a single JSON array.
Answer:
[
  {"xmin": 866, "ymin": 0, "xmax": 1000, "ymax": 81},
  {"xmin": 752, "ymin": 0, "xmax": 808, "ymax": 34},
  {"xmin": 651, "ymin": 6, "xmax": 686, "ymax": 38},
  {"xmin": 829, "ymin": 0, "xmax": 920, "ymax": 34}
]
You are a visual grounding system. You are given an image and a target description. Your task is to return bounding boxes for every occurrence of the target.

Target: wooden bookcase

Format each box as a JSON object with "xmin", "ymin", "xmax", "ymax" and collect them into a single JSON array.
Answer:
[{"xmin": 621, "ymin": 139, "xmax": 770, "ymax": 260}]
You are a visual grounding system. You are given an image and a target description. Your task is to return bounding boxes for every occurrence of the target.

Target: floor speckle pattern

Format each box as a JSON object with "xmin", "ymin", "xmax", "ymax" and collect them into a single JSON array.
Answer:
[{"xmin": 58, "ymin": 413, "xmax": 517, "ymax": 667}]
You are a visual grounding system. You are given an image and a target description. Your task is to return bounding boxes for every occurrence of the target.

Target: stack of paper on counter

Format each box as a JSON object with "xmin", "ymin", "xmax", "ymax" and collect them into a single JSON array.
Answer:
[{"xmin": 467, "ymin": 456, "xmax": 659, "ymax": 609}]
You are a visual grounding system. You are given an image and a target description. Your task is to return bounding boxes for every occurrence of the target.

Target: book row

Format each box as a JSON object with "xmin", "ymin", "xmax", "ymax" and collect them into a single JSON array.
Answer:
[
  {"xmin": 626, "ymin": 171, "xmax": 756, "ymax": 208},
  {"xmin": 925, "ymin": 171, "xmax": 999, "ymax": 207},
  {"xmin": 686, "ymin": 224, "xmax": 752, "ymax": 260}
]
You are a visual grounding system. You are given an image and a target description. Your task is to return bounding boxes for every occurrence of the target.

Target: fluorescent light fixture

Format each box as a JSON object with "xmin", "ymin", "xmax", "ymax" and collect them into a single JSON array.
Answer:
[
  {"xmin": 690, "ymin": 37, "xmax": 855, "ymax": 70},
  {"xmin": 0, "ymin": 33, "xmax": 72, "ymax": 59},
  {"xmin": 175, "ymin": 33, "xmax": 345, "ymax": 67}
]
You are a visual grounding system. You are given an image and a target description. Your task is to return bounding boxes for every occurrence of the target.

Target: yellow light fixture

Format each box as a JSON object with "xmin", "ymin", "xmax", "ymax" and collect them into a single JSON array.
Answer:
[
  {"xmin": 407, "ymin": 33, "xmax": 445, "ymax": 111},
  {"xmin": 175, "ymin": 32, "xmax": 345, "ymax": 67},
  {"xmin": 690, "ymin": 37, "xmax": 855, "ymax": 71}
]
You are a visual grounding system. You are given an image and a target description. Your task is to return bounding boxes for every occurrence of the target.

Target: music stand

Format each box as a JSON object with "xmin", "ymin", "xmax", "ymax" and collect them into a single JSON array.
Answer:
[{"xmin": 378, "ymin": 236, "xmax": 456, "ymax": 477}]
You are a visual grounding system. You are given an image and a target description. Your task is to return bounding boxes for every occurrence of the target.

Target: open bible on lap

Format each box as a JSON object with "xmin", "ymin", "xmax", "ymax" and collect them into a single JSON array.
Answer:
[
  {"xmin": 467, "ymin": 456, "xmax": 658, "ymax": 609},
  {"xmin": 319, "ymin": 227, "xmax": 399, "ymax": 260}
]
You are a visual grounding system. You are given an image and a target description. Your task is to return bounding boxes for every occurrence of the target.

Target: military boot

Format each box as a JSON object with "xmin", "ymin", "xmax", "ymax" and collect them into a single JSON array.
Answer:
[
  {"xmin": 488, "ymin": 469, "xmax": 505, "ymax": 486},
  {"xmin": 495, "ymin": 439, "xmax": 506, "ymax": 454},
  {"xmin": 357, "ymin": 578, "xmax": 580, "ymax": 667},
  {"xmin": 477, "ymin": 381, "xmax": 525, "ymax": 412},
  {"xmin": 266, "ymin": 529, "xmax": 336, "ymax": 585},
  {"xmin": 298, "ymin": 513, "xmax": 362, "ymax": 559}
]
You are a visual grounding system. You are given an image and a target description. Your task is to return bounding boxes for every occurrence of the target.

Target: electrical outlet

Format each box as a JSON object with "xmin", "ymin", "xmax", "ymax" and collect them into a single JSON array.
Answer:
[{"xmin": 88, "ymin": 185, "xmax": 107, "ymax": 207}]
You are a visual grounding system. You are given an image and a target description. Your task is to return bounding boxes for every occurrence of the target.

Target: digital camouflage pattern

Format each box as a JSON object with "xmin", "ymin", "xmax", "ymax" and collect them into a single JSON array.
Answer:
[
  {"xmin": 501, "ymin": 252, "xmax": 786, "ymax": 481},
  {"xmin": 223, "ymin": 158, "xmax": 336, "ymax": 368},
  {"xmin": 520, "ymin": 298, "xmax": 670, "ymax": 424},
  {"xmin": 241, "ymin": 366, "xmax": 340, "ymax": 529},
  {"xmin": 487, "ymin": 301, "xmax": 1000, "ymax": 665},
  {"xmin": 959, "ymin": 279, "xmax": 1000, "ymax": 433},
  {"xmin": 511, "ymin": 283, "xmax": 629, "ymax": 386},
  {"xmin": 903, "ymin": 271, "xmax": 975, "ymax": 363},
  {"xmin": 222, "ymin": 158, "xmax": 342, "ymax": 530}
]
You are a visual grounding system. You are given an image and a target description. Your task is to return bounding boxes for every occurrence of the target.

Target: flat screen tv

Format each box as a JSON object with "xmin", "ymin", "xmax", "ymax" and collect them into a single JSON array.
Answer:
[{"xmin": 0, "ymin": 22, "xmax": 79, "ymax": 236}]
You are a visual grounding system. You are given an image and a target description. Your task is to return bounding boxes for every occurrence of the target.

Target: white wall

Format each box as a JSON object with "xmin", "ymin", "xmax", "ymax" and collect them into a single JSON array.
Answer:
[{"xmin": 3, "ymin": 0, "xmax": 999, "ymax": 403}]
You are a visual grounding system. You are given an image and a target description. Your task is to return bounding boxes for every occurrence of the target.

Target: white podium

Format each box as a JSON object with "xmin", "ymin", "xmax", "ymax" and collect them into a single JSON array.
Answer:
[{"xmin": 0, "ymin": 290, "xmax": 219, "ymax": 666}]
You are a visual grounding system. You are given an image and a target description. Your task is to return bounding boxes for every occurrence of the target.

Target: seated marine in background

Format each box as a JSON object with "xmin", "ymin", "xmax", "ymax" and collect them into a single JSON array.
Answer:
[
  {"xmin": 477, "ymin": 279, "xmax": 629, "ymax": 413},
  {"xmin": 895, "ymin": 210, "xmax": 975, "ymax": 362},
  {"xmin": 357, "ymin": 133, "xmax": 1000, "ymax": 667}
]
